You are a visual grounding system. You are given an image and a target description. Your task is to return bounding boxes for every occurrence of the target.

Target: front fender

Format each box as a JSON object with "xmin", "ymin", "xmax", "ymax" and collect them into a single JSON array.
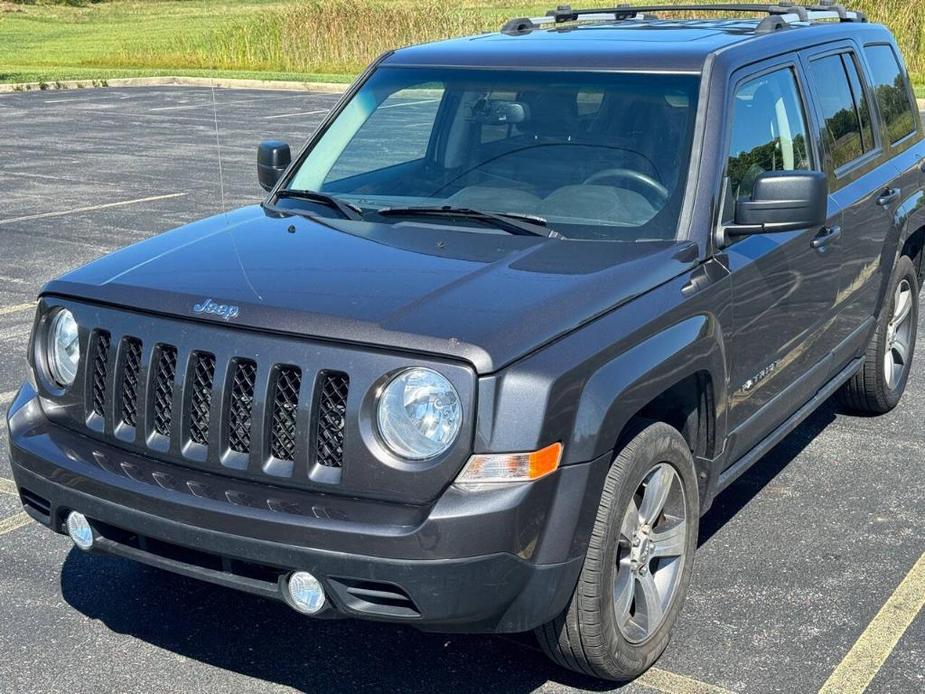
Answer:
[
  {"xmin": 570, "ymin": 314, "xmax": 727, "ymax": 463},
  {"xmin": 474, "ymin": 263, "xmax": 731, "ymax": 466}
]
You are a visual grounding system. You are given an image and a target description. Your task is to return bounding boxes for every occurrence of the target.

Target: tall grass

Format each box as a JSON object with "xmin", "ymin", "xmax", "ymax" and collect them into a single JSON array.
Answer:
[
  {"xmin": 107, "ymin": 1, "xmax": 508, "ymax": 75},
  {"xmin": 71, "ymin": 0, "xmax": 925, "ymax": 83}
]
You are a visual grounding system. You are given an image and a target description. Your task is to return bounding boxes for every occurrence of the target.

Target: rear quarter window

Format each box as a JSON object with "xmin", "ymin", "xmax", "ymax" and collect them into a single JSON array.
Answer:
[{"xmin": 864, "ymin": 44, "xmax": 918, "ymax": 144}]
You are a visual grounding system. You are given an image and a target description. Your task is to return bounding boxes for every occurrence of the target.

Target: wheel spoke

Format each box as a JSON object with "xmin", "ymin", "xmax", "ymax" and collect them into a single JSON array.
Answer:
[
  {"xmin": 893, "ymin": 285, "xmax": 912, "ymax": 326},
  {"xmin": 884, "ymin": 348, "xmax": 896, "ymax": 387},
  {"xmin": 893, "ymin": 338, "xmax": 909, "ymax": 366},
  {"xmin": 613, "ymin": 562, "xmax": 634, "ymax": 622},
  {"xmin": 650, "ymin": 520, "xmax": 687, "ymax": 558},
  {"xmin": 635, "ymin": 570, "xmax": 664, "ymax": 633},
  {"xmin": 638, "ymin": 465, "xmax": 673, "ymax": 525},
  {"xmin": 621, "ymin": 498, "xmax": 640, "ymax": 544}
]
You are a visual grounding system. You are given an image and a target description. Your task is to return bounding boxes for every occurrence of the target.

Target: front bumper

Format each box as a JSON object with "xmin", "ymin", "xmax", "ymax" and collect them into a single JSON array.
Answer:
[{"xmin": 7, "ymin": 384, "xmax": 609, "ymax": 633}]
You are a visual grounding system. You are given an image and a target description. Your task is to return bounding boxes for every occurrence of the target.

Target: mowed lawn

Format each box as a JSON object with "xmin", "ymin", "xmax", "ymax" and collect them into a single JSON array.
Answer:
[{"xmin": 0, "ymin": 0, "xmax": 922, "ymax": 92}]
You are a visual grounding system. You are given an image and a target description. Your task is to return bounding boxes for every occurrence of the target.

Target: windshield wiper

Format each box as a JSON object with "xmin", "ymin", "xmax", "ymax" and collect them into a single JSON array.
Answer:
[
  {"xmin": 376, "ymin": 206, "xmax": 563, "ymax": 239},
  {"xmin": 275, "ymin": 189, "xmax": 364, "ymax": 221}
]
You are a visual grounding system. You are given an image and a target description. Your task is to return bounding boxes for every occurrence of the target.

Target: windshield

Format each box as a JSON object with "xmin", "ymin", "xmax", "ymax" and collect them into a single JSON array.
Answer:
[{"xmin": 286, "ymin": 67, "xmax": 700, "ymax": 241}]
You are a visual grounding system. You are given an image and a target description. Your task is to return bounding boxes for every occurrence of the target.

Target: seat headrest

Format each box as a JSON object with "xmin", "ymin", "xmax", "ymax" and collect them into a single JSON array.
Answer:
[{"xmin": 518, "ymin": 90, "xmax": 578, "ymax": 139}]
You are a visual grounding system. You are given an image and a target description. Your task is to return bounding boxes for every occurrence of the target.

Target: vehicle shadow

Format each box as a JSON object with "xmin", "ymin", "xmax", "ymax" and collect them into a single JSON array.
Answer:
[
  {"xmin": 698, "ymin": 397, "xmax": 839, "ymax": 546},
  {"xmin": 60, "ymin": 398, "xmax": 843, "ymax": 693},
  {"xmin": 60, "ymin": 551, "xmax": 616, "ymax": 693}
]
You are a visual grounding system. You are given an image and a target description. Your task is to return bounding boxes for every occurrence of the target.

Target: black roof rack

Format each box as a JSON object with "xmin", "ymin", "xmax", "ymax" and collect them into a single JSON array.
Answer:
[{"xmin": 501, "ymin": 2, "xmax": 867, "ymax": 35}]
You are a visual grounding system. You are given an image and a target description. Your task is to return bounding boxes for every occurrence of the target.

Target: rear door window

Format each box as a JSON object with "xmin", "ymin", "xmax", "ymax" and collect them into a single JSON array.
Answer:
[
  {"xmin": 727, "ymin": 67, "xmax": 812, "ymax": 201},
  {"xmin": 809, "ymin": 53, "xmax": 876, "ymax": 170},
  {"xmin": 864, "ymin": 44, "xmax": 917, "ymax": 144}
]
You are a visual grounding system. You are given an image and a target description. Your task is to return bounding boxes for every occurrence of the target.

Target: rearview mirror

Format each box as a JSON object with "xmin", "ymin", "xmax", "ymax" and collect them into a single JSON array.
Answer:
[
  {"xmin": 257, "ymin": 140, "xmax": 291, "ymax": 192},
  {"xmin": 470, "ymin": 99, "xmax": 528, "ymax": 125},
  {"xmin": 727, "ymin": 170, "xmax": 828, "ymax": 237}
]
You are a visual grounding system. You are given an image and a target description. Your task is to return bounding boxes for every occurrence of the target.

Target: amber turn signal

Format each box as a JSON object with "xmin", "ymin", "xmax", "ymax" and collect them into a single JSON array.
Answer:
[{"xmin": 456, "ymin": 442, "xmax": 563, "ymax": 484}]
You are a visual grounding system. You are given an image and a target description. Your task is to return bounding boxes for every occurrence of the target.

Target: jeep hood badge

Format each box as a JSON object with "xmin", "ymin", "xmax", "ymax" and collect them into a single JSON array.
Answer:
[{"xmin": 193, "ymin": 298, "xmax": 240, "ymax": 321}]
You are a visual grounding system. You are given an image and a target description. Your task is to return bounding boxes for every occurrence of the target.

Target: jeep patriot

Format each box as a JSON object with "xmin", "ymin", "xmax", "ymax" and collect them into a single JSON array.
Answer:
[{"xmin": 8, "ymin": 3, "xmax": 925, "ymax": 681}]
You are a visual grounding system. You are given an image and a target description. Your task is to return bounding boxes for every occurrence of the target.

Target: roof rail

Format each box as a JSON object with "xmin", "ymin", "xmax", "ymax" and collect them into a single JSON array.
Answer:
[{"xmin": 501, "ymin": 3, "xmax": 867, "ymax": 35}]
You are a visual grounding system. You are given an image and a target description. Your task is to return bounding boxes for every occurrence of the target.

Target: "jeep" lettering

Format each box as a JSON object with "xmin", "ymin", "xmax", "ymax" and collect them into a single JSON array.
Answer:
[{"xmin": 192, "ymin": 298, "xmax": 240, "ymax": 321}]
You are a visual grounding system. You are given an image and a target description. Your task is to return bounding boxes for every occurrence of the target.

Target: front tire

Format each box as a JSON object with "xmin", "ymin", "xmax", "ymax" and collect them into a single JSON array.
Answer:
[
  {"xmin": 536, "ymin": 422, "xmax": 699, "ymax": 681},
  {"xmin": 839, "ymin": 255, "xmax": 919, "ymax": 414}
]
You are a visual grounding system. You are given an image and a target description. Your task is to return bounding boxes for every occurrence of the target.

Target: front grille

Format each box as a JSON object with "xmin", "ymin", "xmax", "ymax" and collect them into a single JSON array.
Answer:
[
  {"xmin": 270, "ymin": 366, "xmax": 301, "ymax": 461},
  {"xmin": 90, "ymin": 331, "xmax": 111, "ymax": 416},
  {"xmin": 119, "ymin": 338, "xmax": 142, "ymax": 427},
  {"xmin": 228, "ymin": 359, "xmax": 257, "ymax": 453},
  {"xmin": 152, "ymin": 345, "xmax": 178, "ymax": 436},
  {"xmin": 189, "ymin": 352, "xmax": 216, "ymax": 445},
  {"xmin": 315, "ymin": 372, "xmax": 349, "ymax": 468},
  {"xmin": 77, "ymin": 317, "xmax": 361, "ymax": 489}
]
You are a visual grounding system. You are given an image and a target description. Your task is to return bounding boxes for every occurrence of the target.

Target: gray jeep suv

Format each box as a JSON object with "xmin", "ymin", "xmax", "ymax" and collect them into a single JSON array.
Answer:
[{"xmin": 8, "ymin": 3, "xmax": 924, "ymax": 682}]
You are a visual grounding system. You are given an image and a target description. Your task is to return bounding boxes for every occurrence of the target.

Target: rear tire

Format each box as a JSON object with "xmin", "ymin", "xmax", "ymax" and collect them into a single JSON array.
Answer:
[
  {"xmin": 839, "ymin": 255, "xmax": 919, "ymax": 414},
  {"xmin": 535, "ymin": 422, "xmax": 699, "ymax": 682}
]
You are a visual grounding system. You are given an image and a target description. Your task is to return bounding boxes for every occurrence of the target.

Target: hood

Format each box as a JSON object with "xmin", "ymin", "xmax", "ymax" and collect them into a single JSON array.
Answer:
[{"xmin": 43, "ymin": 206, "xmax": 697, "ymax": 374}]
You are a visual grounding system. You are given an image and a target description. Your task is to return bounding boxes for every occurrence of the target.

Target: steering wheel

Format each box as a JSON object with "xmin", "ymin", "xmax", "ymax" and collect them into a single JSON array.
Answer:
[{"xmin": 583, "ymin": 168, "xmax": 669, "ymax": 206}]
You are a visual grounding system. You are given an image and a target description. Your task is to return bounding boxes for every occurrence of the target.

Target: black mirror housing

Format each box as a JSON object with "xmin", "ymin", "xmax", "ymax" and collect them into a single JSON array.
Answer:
[
  {"xmin": 728, "ymin": 170, "xmax": 828, "ymax": 236},
  {"xmin": 257, "ymin": 140, "xmax": 292, "ymax": 192}
]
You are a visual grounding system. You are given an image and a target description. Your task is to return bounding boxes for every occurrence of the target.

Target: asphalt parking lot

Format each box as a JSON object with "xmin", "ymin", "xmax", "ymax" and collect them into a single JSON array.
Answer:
[{"xmin": 0, "ymin": 86, "xmax": 923, "ymax": 694}]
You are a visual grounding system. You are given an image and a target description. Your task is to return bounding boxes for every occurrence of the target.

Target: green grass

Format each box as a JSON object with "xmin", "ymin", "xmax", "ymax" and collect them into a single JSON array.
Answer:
[{"xmin": 1, "ymin": 1, "xmax": 923, "ymax": 90}]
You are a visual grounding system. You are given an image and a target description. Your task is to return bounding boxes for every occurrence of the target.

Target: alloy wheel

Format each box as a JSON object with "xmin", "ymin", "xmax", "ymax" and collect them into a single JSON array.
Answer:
[
  {"xmin": 614, "ymin": 463, "xmax": 689, "ymax": 644},
  {"xmin": 885, "ymin": 279, "xmax": 914, "ymax": 389}
]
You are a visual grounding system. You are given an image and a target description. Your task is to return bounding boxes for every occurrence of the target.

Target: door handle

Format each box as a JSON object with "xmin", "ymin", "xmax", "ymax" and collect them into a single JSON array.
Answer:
[
  {"xmin": 877, "ymin": 188, "xmax": 900, "ymax": 207},
  {"xmin": 811, "ymin": 225, "xmax": 842, "ymax": 249}
]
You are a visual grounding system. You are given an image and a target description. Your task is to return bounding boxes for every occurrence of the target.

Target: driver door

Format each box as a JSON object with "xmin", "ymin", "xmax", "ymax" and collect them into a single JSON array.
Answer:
[{"xmin": 720, "ymin": 60, "xmax": 841, "ymax": 463}]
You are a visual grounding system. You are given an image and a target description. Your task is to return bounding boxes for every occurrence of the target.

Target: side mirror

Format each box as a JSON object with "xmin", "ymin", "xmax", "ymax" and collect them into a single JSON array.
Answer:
[
  {"xmin": 727, "ymin": 170, "xmax": 828, "ymax": 237},
  {"xmin": 257, "ymin": 140, "xmax": 291, "ymax": 192}
]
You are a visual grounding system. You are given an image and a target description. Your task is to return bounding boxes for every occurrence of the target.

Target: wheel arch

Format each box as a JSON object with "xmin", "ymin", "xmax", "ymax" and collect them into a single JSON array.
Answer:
[
  {"xmin": 900, "ymin": 222, "xmax": 925, "ymax": 285},
  {"xmin": 893, "ymin": 192, "xmax": 925, "ymax": 285},
  {"xmin": 568, "ymin": 314, "xmax": 726, "ymax": 503}
]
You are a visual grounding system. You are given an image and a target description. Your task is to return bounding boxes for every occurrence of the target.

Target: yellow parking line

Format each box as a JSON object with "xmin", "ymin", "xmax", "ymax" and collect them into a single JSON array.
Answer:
[
  {"xmin": 0, "ymin": 302, "xmax": 35, "ymax": 316},
  {"xmin": 640, "ymin": 668, "xmax": 736, "ymax": 694},
  {"xmin": 0, "ymin": 512, "xmax": 31, "ymax": 536},
  {"xmin": 0, "ymin": 192, "xmax": 186, "ymax": 226},
  {"xmin": 0, "ymin": 478, "xmax": 17, "ymax": 496},
  {"xmin": 819, "ymin": 552, "xmax": 925, "ymax": 694}
]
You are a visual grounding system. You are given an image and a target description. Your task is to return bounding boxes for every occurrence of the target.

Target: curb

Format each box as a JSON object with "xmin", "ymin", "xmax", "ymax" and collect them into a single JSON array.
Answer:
[{"xmin": 0, "ymin": 75, "xmax": 349, "ymax": 94}]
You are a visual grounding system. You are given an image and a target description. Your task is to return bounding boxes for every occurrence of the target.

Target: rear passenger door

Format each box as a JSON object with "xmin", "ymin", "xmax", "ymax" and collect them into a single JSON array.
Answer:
[
  {"xmin": 721, "ymin": 60, "xmax": 841, "ymax": 462},
  {"xmin": 800, "ymin": 45, "xmax": 903, "ymax": 373},
  {"xmin": 861, "ymin": 42, "xmax": 925, "ymax": 275}
]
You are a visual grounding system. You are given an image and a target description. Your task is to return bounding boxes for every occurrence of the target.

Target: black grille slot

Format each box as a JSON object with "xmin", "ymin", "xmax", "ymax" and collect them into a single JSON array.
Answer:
[
  {"xmin": 19, "ymin": 488, "xmax": 51, "ymax": 523},
  {"xmin": 228, "ymin": 359, "xmax": 257, "ymax": 453},
  {"xmin": 189, "ymin": 352, "xmax": 216, "ymax": 445},
  {"xmin": 152, "ymin": 345, "xmax": 178, "ymax": 437},
  {"xmin": 315, "ymin": 372, "xmax": 349, "ymax": 468},
  {"xmin": 90, "ymin": 331, "xmax": 111, "ymax": 417},
  {"xmin": 270, "ymin": 366, "xmax": 301, "ymax": 461},
  {"xmin": 330, "ymin": 578, "xmax": 420, "ymax": 618},
  {"xmin": 119, "ymin": 338, "xmax": 142, "ymax": 427}
]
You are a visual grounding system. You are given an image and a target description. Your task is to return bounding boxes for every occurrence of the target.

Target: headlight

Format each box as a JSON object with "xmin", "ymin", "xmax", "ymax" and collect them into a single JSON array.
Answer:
[
  {"xmin": 46, "ymin": 309, "xmax": 80, "ymax": 387},
  {"xmin": 377, "ymin": 368, "xmax": 461, "ymax": 460}
]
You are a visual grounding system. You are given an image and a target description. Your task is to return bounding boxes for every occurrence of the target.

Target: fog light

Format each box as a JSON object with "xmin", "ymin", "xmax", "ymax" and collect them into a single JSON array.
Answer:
[
  {"xmin": 285, "ymin": 571, "xmax": 326, "ymax": 614},
  {"xmin": 65, "ymin": 511, "xmax": 94, "ymax": 550}
]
